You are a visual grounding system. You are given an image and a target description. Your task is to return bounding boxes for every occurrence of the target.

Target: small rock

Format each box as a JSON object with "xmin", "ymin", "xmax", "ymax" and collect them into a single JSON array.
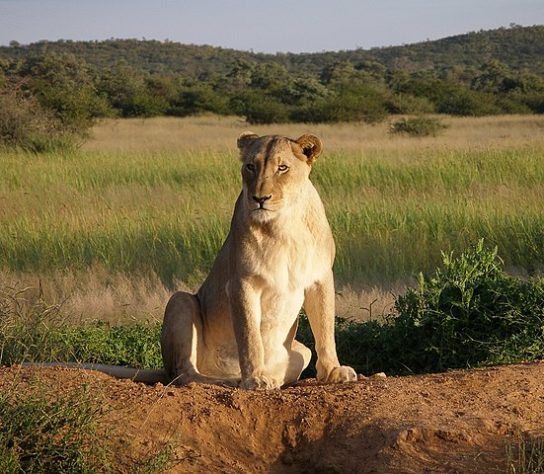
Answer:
[
  {"xmin": 370, "ymin": 372, "xmax": 387, "ymax": 379},
  {"xmin": 357, "ymin": 374, "xmax": 367, "ymax": 381}
]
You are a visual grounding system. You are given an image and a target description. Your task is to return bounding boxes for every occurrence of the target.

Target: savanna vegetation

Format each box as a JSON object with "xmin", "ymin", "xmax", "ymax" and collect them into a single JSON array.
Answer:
[
  {"xmin": 1, "ymin": 114, "xmax": 544, "ymax": 320},
  {"xmin": 1, "ymin": 25, "xmax": 544, "ymax": 152},
  {"xmin": 2, "ymin": 241, "xmax": 543, "ymax": 376}
]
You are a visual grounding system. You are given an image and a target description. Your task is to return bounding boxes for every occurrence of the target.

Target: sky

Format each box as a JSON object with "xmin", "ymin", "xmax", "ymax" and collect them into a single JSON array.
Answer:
[{"xmin": 0, "ymin": 0, "xmax": 543, "ymax": 54}]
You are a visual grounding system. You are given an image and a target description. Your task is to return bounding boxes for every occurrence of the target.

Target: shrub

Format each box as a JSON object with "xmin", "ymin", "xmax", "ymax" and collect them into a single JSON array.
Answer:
[
  {"xmin": 3, "ymin": 243, "xmax": 542, "ymax": 379},
  {"xmin": 168, "ymin": 84, "xmax": 230, "ymax": 117},
  {"xmin": 436, "ymin": 89, "xmax": 501, "ymax": 116},
  {"xmin": 119, "ymin": 91, "xmax": 169, "ymax": 118},
  {"xmin": 300, "ymin": 240, "xmax": 544, "ymax": 376},
  {"xmin": 392, "ymin": 240, "xmax": 544, "ymax": 372},
  {"xmin": 0, "ymin": 80, "xmax": 79, "ymax": 152},
  {"xmin": 386, "ymin": 94, "xmax": 436, "ymax": 114},
  {"xmin": 521, "ymin": 91, "xmax": 544, "ymax": 114},
  {"xmin": 293, "ymin": 87, "xmax": 388, "ymax": 124},
  {"xmin": 23, "ymin": 54, "xmax": 111, "ymax": 131},
  {"xmin": 389, "ymin": 116, "xmax": 448, "ymax": 137},
  {"xmin": 234, "ymin": 91, "xmax": 291, "ymax": 124}
]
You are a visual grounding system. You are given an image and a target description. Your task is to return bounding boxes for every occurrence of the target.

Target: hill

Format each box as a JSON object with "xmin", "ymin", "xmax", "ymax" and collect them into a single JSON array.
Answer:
[
  {"xmin": 1, "ymin": 25, "xmax": 544, "ymax": 77},
  {"xmin": 280, "ymin": 24, "xmax": 544, "ymax": 75},
  {"xmin": 1, "ymin": 25, "xmax": 543, "ymax": 137}
]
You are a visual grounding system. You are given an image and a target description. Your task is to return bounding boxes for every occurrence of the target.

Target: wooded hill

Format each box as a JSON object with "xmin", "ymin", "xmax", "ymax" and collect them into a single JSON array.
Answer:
[
  {"xmin": 1, "ymin": 25, "xmax": 543, "ymax": 150},
  {"xmin": 2, "ymin": 25, "xmax": 544, "ymax": 77}
]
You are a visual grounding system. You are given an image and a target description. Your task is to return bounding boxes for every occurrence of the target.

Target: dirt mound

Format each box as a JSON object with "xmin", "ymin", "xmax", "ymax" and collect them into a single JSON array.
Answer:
[{"xmin": 2, "ymin": 362, "xmax": 544, "ymax": 473}]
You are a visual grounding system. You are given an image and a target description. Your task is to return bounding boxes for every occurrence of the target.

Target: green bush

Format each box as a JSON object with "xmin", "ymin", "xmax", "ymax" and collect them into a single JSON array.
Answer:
[
  {"xmin": 390, "ymin": 116, "xmax": 448, "ymax": 137},
  {"xmin": 23, "ymin": 54, "xmax": 110, "ymax": 131},
  {"xmin": 298, "ymin": 82, "xmax": 388, "ymax": 124},
  {"xmin": 168, "ymin": 84, "xmax": 230, "ymax": 117},
  {"xmin": 300, "ymin": 240, "xmax": 544, "ymax": 376},
  {"xmin": 436, "ymin": 89, "xmax": 501, "ymax": 116},
  {"xmin": 0, "ymin": 81, "xmax": 80, "ymax": 152},
  {"xmin": 394, "ymin": 241, "xmax": 544, "ymax": 371},
  {"xmin": 386, "ymin": 94, "xmax": 436, "ymax": 114},
  {"xmin": 234, "ymin": 91, "xmax": 291, "ymax": 124}
]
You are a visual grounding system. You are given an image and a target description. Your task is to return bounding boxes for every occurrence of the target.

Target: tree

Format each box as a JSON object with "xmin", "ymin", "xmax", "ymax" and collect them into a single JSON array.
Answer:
[{"xmin": 20, "ymin": 53, "xmax": 111, "ymax": 131}]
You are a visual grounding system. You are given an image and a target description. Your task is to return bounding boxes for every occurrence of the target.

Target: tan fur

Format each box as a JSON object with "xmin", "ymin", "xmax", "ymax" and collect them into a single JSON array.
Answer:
[{"xmin": 161, "ymin": 132, "xmax": 357, "ymax": 389}]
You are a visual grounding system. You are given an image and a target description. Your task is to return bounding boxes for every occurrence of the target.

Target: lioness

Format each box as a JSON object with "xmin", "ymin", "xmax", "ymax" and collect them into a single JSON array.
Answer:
[{"xmin": 161, "ymin": 132, "xmax": 357, "ymax": 389}]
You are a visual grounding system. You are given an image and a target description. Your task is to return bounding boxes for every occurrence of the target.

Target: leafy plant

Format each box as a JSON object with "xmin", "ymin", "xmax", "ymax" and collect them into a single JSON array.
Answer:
[
  {"xmin": 390, "ymin": 116, "xmax": 448, "ymax": 137},
  {"xmin": 0, "ymin": 80, "xmax": 80, "ymax": 152},
  {"xmin": 0, "ymin": 380, "xmax": 110, "ymax": 473},
  {"xmin": 301, "ymin": 240, "xmax": 544, "ymax": 376},
  {"xmin": 2, "ymin": 242, "xmax": 543, "ymax": 378}
]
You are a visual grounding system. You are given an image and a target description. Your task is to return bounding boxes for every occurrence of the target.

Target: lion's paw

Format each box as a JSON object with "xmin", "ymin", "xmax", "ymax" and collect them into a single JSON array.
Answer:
[
  {"xmin": 322, "ymin": 365, "xmax": 357, "ymax": 384},
  {"xmin": 239, "ymin": 374, "xmax": 281, "ymax": 390}
]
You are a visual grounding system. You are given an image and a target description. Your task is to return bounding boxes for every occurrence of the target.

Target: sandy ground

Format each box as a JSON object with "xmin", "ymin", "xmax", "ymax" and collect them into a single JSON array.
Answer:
[{"xmin": 2, "ymin": 362, "xmax": 544, "ymax": 473}]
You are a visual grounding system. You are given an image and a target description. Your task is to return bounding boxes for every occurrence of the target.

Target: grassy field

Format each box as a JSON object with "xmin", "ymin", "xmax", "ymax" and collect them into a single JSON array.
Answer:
[{"xmin": 1, "ymin": 114, "xmax": 544, "ymax": 321}]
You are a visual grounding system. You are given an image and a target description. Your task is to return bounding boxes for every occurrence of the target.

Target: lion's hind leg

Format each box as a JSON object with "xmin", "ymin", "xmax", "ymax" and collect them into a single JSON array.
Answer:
[{"xmin": 161, "ymin": 291, "xmax": 237, "ymax": 387}]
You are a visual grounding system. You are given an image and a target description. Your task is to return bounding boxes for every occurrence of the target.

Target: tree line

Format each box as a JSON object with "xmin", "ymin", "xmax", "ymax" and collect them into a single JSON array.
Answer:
[{"xmin": 1, "ymin": 25, "xmax": 543, "ymax": 150}]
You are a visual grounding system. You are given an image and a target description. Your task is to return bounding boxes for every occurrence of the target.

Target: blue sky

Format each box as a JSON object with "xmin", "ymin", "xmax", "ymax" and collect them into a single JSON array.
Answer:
[{"xmin": 0, "ymin": 0, "xmax": 543, "ymax": 53}]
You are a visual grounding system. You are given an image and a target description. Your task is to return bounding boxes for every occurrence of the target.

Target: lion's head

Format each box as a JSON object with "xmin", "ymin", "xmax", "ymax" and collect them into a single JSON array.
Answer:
[{"xmin": 236, "ymin": 132, "xmax": 323, "ymax": 222}]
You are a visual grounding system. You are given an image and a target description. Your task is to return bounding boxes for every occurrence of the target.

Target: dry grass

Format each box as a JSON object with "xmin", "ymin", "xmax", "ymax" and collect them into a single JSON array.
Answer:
[
  {"xmin": 86, "ymin": 114, "xmax": 544, "ymax": 153},
  {"xmin": 0, "ymin": 268, "xmax": 397, "ymax": 322},
  {"xmin": 0, "ymin": 268, "xmax": 181, "ymax": 323}
]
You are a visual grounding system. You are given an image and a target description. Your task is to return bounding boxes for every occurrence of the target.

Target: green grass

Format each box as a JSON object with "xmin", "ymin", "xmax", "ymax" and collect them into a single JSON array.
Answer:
[
  {"xmin": 1, "ymin": 143, "xmax": 543, "ymax": 288},
  {"xmin": 0, "ymin": 379, "xmax": 110, "ymax": 474},
  {"xmin": 0, "ymin": 374, "xmax": 175, "ymax": 473},
  {"xmin": 0, "ymin": 286, "xmax": 162, "ymax": 367}
]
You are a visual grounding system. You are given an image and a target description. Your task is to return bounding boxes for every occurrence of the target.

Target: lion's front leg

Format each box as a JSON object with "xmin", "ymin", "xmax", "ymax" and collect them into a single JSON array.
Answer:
[
  {"xmin": 229, "ymin": 279, "xmax": 282, "ymax": 390},
  {"xmin": 304, "ymin": 272, "xmax": 357, "ymax": 384}
]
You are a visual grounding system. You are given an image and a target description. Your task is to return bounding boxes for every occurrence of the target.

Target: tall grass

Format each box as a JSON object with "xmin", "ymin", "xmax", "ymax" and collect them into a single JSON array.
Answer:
[{"xmin": 1, "ymin": 115, "xmax": 543, "ymax": 319}]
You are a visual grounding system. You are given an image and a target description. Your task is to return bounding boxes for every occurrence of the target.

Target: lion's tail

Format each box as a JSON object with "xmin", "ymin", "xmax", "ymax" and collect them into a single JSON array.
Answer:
[{"xmin": 17, "ymin": 362, "xmax": 169, "ymax": 385}]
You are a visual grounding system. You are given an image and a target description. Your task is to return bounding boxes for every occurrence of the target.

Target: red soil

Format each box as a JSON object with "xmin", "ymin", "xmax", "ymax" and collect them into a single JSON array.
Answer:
[{"xmin": 2, "ymin": 362, "xmax": 544, "ymax": 473}]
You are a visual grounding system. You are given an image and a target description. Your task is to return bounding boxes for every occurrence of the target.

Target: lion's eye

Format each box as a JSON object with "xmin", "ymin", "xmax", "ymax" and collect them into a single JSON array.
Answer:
[
  {"xmin": 245, "ymin": 163, "xmax": 256, "ymax": 172},
  {"xmin": 278, "ymin": 164, "xmax": 289, "ymax": 172}
]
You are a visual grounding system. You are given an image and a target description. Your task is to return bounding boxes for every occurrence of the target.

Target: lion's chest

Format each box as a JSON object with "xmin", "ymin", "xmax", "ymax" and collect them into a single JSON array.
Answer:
[
  {"xmin": 247, "ymin": 233, "xmax": 318, "ymax": 292},
  {"xmin": 245, "ymin": 233, "xmax": 326, "ymax": 323}
]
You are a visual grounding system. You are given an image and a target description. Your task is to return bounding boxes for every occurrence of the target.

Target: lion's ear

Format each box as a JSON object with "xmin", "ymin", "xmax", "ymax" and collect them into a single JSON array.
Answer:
[
  {"xmin": 237, "ymin": 131, "xmax": 259, "ymax": 151},
  {"xmin": 295, "ymin": 134, "xmax": 323, "ymax": 164}
]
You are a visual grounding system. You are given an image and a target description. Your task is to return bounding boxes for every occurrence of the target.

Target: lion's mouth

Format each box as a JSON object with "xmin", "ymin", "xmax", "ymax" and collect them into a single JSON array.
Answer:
[{"xmin": 250, "ymin": 202, "xmax": 273, "ymax": 211}]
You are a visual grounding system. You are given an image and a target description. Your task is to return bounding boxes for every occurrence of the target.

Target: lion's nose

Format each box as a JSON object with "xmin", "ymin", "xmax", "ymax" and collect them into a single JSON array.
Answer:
[{"xmin": 252, "ymin": 195, "xmax": 271, "ymax": 206}]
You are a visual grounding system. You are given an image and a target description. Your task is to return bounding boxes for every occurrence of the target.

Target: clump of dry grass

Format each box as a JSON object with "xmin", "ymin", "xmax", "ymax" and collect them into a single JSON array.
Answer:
[
  {"xmin": 0, "ymin": 269, "xmax": 398, "ymax": 322},
  {"xmin": 0, "ymin": 268, "xmax": 191, "ymax": 323}
]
